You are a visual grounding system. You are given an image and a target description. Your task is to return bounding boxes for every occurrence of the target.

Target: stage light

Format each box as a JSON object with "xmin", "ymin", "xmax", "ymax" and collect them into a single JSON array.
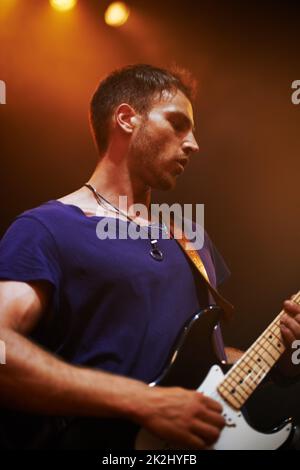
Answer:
[
  {"xmin": 0, "ymin": 0, "xmax": 17, "ymax": 19},
  {"xmin": 104, "ymin": 2, "xmax": 130, "ymax": 27},
  {"xmin": 49, "ymin": 0, "xmax": 77, "ymax": 12}
]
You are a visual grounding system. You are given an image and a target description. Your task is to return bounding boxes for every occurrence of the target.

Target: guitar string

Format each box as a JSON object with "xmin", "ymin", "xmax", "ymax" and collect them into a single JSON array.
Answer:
[
  {"xmin": 218, "ymin": 291, "xmax": 300, "ymax": 405},
  {"xmin": 227, "ymin": 291, "xmax": 300, "ymax": 385}
]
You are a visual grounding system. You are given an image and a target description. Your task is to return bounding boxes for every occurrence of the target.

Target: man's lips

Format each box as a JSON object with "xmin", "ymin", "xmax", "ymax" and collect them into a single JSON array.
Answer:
[{"xmin": 174, "ymin": 157, "xmax": 189, "ymax": 172}]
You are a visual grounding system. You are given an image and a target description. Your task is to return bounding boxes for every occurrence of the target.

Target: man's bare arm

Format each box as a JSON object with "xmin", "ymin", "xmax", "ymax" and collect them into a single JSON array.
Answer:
[{"xmin": 0, "ymin": 280, "xmax": 151, "ymax": 419}]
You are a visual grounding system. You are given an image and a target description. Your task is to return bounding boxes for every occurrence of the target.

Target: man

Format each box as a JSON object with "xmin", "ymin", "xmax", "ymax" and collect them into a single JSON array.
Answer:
[{"xmin": 0, "ymin": 64, "xmax": 299, "ymax": 450}]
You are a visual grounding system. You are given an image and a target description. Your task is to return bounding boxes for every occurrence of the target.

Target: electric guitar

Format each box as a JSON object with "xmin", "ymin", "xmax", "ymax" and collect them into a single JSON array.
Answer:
[
  {"xmin": 4, "ymin": 296, "xmax": 298, "ymax": 450},
  {"xmin": 136, "ymin": 291, "xmax": 300, "ymax": 450}
]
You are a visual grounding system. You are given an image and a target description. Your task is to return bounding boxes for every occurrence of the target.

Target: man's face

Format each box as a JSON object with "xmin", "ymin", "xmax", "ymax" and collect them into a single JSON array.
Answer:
[{"xmin": 129, "ymin": 90, "xmax": 199, "ymax": 190}]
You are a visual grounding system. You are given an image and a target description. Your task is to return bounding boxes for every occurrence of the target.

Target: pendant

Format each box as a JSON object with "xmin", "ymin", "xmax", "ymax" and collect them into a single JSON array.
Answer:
[{"xmin": 150, "ymin": 240, "xmax": 164, "ymax": 261}]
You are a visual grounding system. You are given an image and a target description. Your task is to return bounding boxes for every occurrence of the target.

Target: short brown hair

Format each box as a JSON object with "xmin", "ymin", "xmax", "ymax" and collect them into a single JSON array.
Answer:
[{"xmin": 90, "ymin": 64, "xmax": 197, "ymax": 154}]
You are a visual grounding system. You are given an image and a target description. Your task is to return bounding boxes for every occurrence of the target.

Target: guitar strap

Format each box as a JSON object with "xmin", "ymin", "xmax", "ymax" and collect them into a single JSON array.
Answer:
[{"xmin": 169, "ymin": 221, "xmax": 234, "ymax": 321}]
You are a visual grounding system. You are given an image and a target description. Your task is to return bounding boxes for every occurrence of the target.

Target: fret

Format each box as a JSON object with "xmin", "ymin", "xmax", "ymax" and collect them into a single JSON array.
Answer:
[
  {"xmin": 217, "ymin": 391, "xmax": 242, "ymax": 410},
  {"xmin": 268, "ymin": 328, "xmax": 282, "ymax": 340},
  {"xmin": 244, "ymin": 357, "xmax": 268, "ymax": 383},
  {"xmin": 236, "ymin": 356, "xmax": 268, "ymax": 385},
  {"xmin": 219, "ymin": 357, "xmax": 267, "ymax": 408},
  {"xmin": 249, "ymin": 348, "xmax": 272, "ymax": 368},
  {"xmin": 230, "ymin": 354, "xmax": 268, "ymax": 381},
  {"xmin": 269, "ymin": 324, "xmax": 283, "ymax": 336},
  {"xmin": 217, "ymin": 382, "xmax": 244, "ymax": 409},
  {"xmin": 268, "ymin": 330, "xmax": 284, "ymax": 346},
  {"xmin": 233, "ymin": 360, "xmax": 265, "ymax": 387},
  {"xmin": 267, "ymin": 328, "xmax": 285, "ymax": 348},
  {"xmin": 251, "ymin": 342, "xmax": 278, "ymax": 365},
  {"xmin": 263, "ymin": 334, "xmax": 283, "ymax": 353},
  {"xmin": 256, "ymin": 340, "xmax": 278, "ymax": 361},
  {"xmin": 233, "ymin": 369, "xmax": 257, "ymax": 394},
  {"xmin": 226, "ymin": 366, "xmax": 255, "ymax": 396},
  {"xmin": 259, "ymin": 330, "xmax": 281, "ymax": 351},
  {"xmin": 233, "ymin": 355, "xmax": 268, "ymax": 385},
  {"xmin": 220, "ymin": 372, "xmax": 247, "ymax": 400},
  {"xmin": 218, "ymin": 381, "xmax": 244, "ymax": 407},
  {"xmin": 242, "ymin": 342, "xmax": 274, "ymax": 370}
]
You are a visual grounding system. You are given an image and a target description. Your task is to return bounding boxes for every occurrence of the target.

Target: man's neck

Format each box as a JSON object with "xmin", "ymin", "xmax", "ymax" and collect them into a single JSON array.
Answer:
[{"xmin": 87, "ymin": 157, "xmax": 152, "ymax": 214}]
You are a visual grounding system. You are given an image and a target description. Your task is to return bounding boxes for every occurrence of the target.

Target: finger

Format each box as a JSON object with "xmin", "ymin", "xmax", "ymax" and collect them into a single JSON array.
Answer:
[
  {"xmin": 292, "ymin": 314, "xmax": 300, "ymax": 324},
  {"xmin": 283, "ymin": 300, "xmax": 300, "ymax": 316},
  {"xmin": 199, "ymin": 408, "xmax": 226, "ymax": 429},
  {"xmin": 281, "ymin": 314, "xmax": 300, "ymax": 340},
  {"xmin": 280, "ymin": 323, "xmax": 296, "ymax": 347},
  {"xmin": 201, "ymin": 395, "xmax": 223, "ymax": 413},
  {"xmin": 190, "ymin": 421, "xmax": 221, "ymax": 446}
]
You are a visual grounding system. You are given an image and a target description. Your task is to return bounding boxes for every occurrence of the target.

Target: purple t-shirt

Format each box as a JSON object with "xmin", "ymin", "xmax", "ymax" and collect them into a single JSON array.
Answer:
[{"xmin": 0, "ymin": 200, "xmax": 230, "ymax": 383}]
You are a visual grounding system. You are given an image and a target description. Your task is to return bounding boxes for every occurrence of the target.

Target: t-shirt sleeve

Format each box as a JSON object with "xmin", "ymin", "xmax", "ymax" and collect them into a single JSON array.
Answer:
[
  {"xmin": 206, "ymin": 233, "xmax": 231, "ymax": 287},
  {"xmin": 0, "ymin": 215, "xmax": 62, "ymax": 289}
]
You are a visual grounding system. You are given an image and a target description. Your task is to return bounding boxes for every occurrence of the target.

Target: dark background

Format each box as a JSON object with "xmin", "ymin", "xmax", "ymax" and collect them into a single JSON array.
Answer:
[{"xmin": 1, "ymin": 0, "xmax": 300, "ymax": 427}]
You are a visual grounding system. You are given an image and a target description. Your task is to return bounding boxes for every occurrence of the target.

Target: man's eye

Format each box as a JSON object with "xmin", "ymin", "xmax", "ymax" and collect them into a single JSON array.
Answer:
[{"xmin": 171, "ymin": 120, "xmax": 184, "ymax": 132}]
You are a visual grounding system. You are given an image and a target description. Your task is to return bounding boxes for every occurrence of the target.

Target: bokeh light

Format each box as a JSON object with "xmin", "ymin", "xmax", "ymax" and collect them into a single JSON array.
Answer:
[
  {"xmin": 104, "ymin": 2, "xmax": 130, "ymax": 27},
  {"xmin": 49, "ymin": 0, "xmax": 77, "ymax": 12}
]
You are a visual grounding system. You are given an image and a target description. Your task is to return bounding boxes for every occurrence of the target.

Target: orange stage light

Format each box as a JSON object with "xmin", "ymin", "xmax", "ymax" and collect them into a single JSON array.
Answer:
[
  {"xmin": 104, "ymin": 2, "xmax": 130, "ymax": 27},
  {"xmin": 49, "ymin": 0, "xmax": 77, "ymax": 12}
]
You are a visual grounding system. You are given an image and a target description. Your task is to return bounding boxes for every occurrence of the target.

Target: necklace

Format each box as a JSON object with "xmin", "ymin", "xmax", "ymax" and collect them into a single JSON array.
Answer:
[{"xmin": 84, "ymin": 183, "xmax": 164, "ymax": 262}]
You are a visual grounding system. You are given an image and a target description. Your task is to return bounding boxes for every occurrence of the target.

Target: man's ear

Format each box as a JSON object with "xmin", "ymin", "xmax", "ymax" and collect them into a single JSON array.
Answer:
[{"xmin": 115, "ymin": 103, "xmax": 140, "ymax": 134}]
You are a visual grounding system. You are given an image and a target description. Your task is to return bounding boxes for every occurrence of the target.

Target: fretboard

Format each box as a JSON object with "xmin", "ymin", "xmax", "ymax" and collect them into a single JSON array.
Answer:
[{"xmin": 218, "ymin": 291, "xmax": 300, "ymax": 409}]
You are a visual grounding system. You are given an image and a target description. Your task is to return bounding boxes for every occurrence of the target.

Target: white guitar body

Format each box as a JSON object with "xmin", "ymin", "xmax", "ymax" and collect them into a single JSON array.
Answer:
[{"xmin": 136, "ymin": 365, "xmax": 293, "ymax": 450}]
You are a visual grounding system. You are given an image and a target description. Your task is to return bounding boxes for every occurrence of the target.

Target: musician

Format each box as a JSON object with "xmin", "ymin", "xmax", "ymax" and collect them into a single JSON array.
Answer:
[{"xmin": 0, "ymin": 64, "xmax": 299, "ymax": 449}]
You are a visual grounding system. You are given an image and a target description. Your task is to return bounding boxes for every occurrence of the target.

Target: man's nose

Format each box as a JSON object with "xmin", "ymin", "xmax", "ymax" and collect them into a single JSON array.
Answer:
[{"xmin": 182, "ymin": 133, "xmax": 199, "ymax": 155}]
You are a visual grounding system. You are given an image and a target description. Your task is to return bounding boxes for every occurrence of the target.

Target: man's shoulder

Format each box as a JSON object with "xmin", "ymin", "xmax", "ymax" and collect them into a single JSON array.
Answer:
[
  {"xmin": 1, "ymin": 200, "xmax": 79, "ymax": 256},
  {"xmin": 1, "ymin": 201, "xmax": 78, "ymax": 245},
  {"xmin": 16, "ymin": 200, "xmax": 73, "ymax": 227}
]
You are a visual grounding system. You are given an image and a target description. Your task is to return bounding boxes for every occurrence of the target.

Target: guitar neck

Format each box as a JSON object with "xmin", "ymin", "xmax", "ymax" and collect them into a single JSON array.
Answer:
[{"xmin": 218, "ymin": 291, "xmax": 300, "ymax": 410}]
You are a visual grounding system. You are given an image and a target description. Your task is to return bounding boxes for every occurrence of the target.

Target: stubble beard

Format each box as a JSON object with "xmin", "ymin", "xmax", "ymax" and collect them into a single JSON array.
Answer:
[{"xmin": 129, "ymin": 123, "xmax": 176, "ymax": 191}]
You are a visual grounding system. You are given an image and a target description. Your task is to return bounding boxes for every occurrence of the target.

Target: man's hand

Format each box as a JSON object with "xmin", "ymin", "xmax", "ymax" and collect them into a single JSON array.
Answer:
[
  {"xmin": 280, "ymin": 295, "xmax": 300, "ymax": 347},
  {"xmin": 137, "ymin": 386, "xmax": 225, "ymax": 449}
]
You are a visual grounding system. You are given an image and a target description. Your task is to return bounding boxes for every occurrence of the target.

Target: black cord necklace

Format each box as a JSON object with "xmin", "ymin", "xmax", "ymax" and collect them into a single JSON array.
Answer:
[{"xmin": 84, "ymin": 183, "xmax": 164, "ymax": 261}]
